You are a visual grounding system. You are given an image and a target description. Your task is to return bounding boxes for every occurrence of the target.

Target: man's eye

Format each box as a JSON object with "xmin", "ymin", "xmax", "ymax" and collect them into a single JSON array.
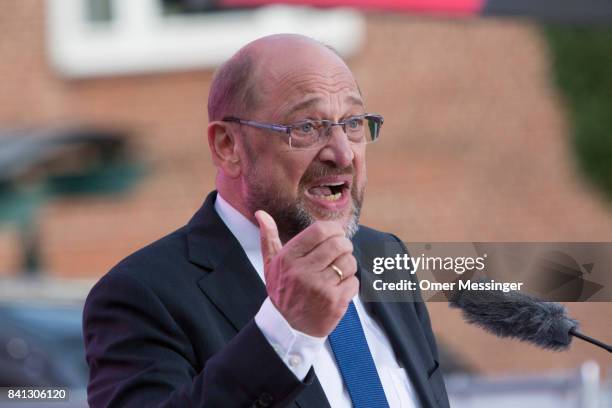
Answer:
[
  {"xmin": 298, "ymin": 122, "xmax": 315, "ymax": 133},
  {"xmin": 347, "ymin": 118, "xmax": 363, "ymax": 130}
]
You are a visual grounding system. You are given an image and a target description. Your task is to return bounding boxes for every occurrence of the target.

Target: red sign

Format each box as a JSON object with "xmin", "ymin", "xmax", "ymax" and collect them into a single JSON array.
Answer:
[{"xmin": 219, "ymin": 0, "xmax": 483, "ymax": 16}]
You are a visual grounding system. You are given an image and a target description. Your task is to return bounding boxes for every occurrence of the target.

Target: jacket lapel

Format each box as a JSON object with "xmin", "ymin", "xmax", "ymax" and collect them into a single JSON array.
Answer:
[
  {"xmin": 187, "ymin": 191, "xmax": 267, "ymax": 331},
  {"xmin": 186, "ymin": 192, "xmax": 330, "ymax": 408}
]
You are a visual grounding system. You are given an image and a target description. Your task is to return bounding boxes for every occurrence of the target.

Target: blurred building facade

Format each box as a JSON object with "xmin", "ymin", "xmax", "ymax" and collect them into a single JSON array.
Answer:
[{"xmin": 1, "ymin": 0, "xmax": 610, "ymax": 380}]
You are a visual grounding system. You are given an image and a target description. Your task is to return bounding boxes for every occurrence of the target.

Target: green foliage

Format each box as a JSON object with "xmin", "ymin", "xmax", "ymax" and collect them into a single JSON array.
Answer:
[{"xmin": 544, "ymin": 26, "xmax": 612, "ymax": 199}]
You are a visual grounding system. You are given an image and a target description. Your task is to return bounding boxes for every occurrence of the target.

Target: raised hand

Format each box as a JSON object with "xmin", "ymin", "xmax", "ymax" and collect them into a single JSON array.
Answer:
[{"xmin": 255, "ymin": 210, "xmax": 359, "ymax": 337}]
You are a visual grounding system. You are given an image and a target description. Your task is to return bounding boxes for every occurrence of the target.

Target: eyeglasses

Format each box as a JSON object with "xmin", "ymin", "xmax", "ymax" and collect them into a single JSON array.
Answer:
[{"xmin": 222, "ymin": 113, "xmax": 384, "ymax": 150}]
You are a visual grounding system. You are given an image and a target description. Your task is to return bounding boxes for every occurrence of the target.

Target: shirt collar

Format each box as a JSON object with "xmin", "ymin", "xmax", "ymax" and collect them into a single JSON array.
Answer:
[{"xmin": 214, "ymin": 193, "xmax": 262, "ymax": 256}]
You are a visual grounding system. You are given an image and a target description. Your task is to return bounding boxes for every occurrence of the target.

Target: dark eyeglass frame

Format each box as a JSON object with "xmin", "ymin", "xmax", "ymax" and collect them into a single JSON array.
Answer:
[{"xmin": 222, "ymin": 113, "xmax": 384, "ymax": 150}]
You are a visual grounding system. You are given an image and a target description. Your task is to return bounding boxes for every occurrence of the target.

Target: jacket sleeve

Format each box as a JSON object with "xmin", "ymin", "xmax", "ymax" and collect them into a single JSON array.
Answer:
[{"xmin": 83, "ymin": 270, "xmax": 310, "ymax": 408}]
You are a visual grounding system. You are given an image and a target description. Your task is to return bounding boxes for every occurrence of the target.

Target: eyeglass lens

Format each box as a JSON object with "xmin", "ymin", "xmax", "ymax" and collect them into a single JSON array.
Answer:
[{"xmin": 289, "ymin": 116, "xmax": 380, "ymax": 149}]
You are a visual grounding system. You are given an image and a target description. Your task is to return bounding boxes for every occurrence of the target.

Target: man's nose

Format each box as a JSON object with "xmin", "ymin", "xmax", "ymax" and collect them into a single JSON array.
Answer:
[{"xmin": 317, "ymin": 125, "xmax": 354, "ymax": 168}]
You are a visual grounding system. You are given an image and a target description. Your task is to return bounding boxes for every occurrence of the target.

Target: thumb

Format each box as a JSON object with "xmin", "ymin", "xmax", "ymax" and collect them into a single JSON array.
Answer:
[{"xmin": 255, "ymin": 210, "xmax": 283, "ymax": 266}]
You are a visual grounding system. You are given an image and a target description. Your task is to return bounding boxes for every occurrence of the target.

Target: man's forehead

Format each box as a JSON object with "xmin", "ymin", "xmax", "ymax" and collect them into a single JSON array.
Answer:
[
  {"xmin": 237, "ymin": 35, "xmax": 363, "ymax": 117},
  {"xmin": 260, "ymin": 62, "xmax": 361, "ymax": 113},
  {"xmin": 259, "ymin": 50, "xmax": 355, "ymax": 82},
  {"xmin": 283, "ymin": 93, "xmax": 364, "ymax": 117}
]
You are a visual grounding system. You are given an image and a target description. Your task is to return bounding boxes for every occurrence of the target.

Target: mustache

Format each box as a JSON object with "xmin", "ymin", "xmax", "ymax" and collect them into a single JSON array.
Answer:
[{"xmin": 299, "ymin": 163, "xmax": 354, "ymax": 186}]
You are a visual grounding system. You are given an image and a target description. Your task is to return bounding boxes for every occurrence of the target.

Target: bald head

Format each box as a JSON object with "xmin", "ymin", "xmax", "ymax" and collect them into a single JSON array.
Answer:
[
  {"xmin": 245, "ymin": 33, "xmax": 341, "ymax": 62},
  {"xmin": 207, "ymin": 34, "xmax": 355, "ymax": 122}
]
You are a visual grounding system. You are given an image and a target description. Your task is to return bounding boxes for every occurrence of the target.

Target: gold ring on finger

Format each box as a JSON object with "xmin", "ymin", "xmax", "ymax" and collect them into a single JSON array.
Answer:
[{"xmin": 331, "ymin": 264, "xmax": 344, "ymax": 283}]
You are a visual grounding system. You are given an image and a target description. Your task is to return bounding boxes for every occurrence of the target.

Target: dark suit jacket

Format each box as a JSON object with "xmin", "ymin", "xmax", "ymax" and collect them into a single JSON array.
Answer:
[{"xmin": 83, "ymin": 191, "xmax": 450, "ymax": 408}]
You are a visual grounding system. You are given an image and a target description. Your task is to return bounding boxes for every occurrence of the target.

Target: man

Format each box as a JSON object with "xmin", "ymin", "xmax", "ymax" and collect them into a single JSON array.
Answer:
[{"xmin": 83, "ymin": 34, "xmax": 449, "ymax": 407}]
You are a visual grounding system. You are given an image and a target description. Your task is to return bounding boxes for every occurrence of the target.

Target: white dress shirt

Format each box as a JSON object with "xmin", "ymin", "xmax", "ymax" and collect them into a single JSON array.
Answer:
[{"xmin": 214, "ymin": 194, "xmax": 419, "ymax": 408}]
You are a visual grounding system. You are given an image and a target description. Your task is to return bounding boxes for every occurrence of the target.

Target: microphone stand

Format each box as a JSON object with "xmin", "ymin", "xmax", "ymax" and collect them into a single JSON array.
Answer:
[{"xmin": 569, "ymin": 328, "xmax": 612, "ymax": 353}]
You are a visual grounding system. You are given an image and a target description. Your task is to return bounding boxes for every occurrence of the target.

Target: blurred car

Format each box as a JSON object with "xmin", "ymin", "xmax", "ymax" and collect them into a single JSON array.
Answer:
[
  {"xmin": 0, "ymin": 301, "xmax": 87, "ymax": 387},
  {"xmin": 0, "ymin": 278, "xmax": 91, "ymax": 407}
]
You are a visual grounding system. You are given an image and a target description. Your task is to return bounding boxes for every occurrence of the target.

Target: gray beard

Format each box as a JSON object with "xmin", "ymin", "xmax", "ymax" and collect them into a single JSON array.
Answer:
[{"xmin": 244, "ymin": 167, "xmax": 363, "ymax": 244}]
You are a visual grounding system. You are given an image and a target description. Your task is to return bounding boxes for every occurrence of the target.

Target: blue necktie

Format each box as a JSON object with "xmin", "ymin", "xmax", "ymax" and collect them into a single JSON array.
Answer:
[{"xmin": 328, "ymin": 301, "xmax": 390, "ymax": 408}]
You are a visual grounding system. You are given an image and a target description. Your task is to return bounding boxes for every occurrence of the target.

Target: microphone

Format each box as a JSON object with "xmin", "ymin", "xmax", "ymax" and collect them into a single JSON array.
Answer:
[{"xmin": 449, "ymin": 285, "xmax": 611, "ymax": 353}]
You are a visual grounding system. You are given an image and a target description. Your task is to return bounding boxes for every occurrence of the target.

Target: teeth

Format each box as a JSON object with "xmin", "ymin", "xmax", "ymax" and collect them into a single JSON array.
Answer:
[
  {"xmin": 322, "ymin": 182, "xmax": 345, "ymax": 187},
  {"xmin": 322, "ymin": 192, "xmax": 342, "ymax": 201}
]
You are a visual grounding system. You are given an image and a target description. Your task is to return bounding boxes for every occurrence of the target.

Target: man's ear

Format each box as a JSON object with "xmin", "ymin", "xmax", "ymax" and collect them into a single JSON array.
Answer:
[{"xmin": 207, "ymin": 122, "xmax": 242, "ymax": 177}]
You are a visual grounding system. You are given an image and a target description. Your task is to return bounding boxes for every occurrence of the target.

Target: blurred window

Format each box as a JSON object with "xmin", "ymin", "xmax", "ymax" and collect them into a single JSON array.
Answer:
[
  {"xmin": 86, "ymin": 0, "xmax": 113, "ymax": 23},
  {"xmin": 162, "ymin": 0, "xmax": 219, "ymax": 15},
  {"xmin": 46, "ymin": 0, "xmax": 364, "ymax": 78}
]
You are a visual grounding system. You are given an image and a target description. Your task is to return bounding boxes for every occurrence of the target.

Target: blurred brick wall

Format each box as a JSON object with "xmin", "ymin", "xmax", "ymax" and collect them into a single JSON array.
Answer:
[{"xmin": 1, "ymin": 1, "xmax": 611, "ymax": 376}]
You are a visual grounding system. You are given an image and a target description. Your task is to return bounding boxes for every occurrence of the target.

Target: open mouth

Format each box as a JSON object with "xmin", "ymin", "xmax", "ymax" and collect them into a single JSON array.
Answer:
[
  {"xmin": 308, "ymin": 182, "xmax": 346, "ymax": 201},
  {"xmin": 305, "ymin": 178, "xmax": 351, "ymax": 207}
]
